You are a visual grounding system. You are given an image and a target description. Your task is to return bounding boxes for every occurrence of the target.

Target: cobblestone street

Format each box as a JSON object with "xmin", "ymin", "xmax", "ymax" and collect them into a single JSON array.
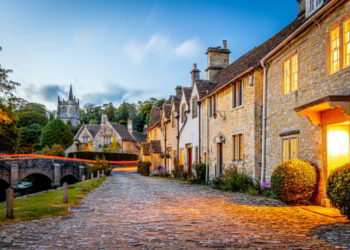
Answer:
[{"xmin": 0, "ymin": 172, "xmax": 349, "ymax": 249}]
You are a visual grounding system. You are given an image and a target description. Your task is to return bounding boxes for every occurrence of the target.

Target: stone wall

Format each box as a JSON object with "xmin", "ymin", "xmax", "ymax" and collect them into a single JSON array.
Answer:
[
  {"xmin": 265, "ymin": 1, "xmax": 350, "ymax": 201},
  {"xmin": 201, "ymin": 70, "xmax": 263, "ymax": 179}
]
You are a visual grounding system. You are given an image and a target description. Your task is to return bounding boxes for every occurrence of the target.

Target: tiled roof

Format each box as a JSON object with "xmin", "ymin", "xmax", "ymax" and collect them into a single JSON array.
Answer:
[
  {"xmin": 151, "ymin": 140, "xmax": 162, "ymax": 154},
  {"xmin": 78, "ymin": 124, "xmax": 100, "ymax": 138},
  {"xmin": 132, "ymin": 131, "xmax": 147, "ymax": 143},
  {"xmin": 163, "ymin": 104, "xmax": 172, "ymax": 119},
  {"xmin": 195, "ymin": 80, "xmax": 218, "ymax": 99},
  {"xmin": 206, "ymin": 16, "xmax": 307, "ymax": 97},
  {"xmin": 149, "ymin": 106, "xmax": 161, "ymax": 128},
  {"xmin": 183, "ymin": 87, "xmax": 193, "ymax": 104},
  {"xmin": 110, "ymin": 123, "xmax": 136, "ymax": 142}
]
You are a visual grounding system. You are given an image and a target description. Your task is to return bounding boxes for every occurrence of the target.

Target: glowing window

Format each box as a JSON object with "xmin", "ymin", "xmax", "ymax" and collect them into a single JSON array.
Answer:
[
  {"xmin": 330, "ymin": 27, "xmax": 340, "ymax": 74},
  {"xmin": 345, "ymin": 20, "xmax": 350, "ymax": 68},
  {"xmin": 283, "ymin": 54, "xmax": 298, "ymax": 95},
  {"xmin": 282, "ymin": 138, "xmax": 299, "ymax": 163},
  {"xmin": 233, "ymin": 134, "xmax": 243, "ymax": 161}
]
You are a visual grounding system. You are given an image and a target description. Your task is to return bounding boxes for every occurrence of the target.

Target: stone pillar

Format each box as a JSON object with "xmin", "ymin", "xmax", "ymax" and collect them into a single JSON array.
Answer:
[
  {"xmin": 63, "ymin": 183, "xmax": 68, "ymax": 204},
  {"xmin": 53, "ymin": 163, "xmax": 61, "ymax": 186},
  {"xmin": 91, "ymin": 173, "xmax": 94, "ymax": 179},
  {"xmin": 79, "ymin": 166, "xmax": 85, "ymax": 181},
  {"xmin": 10, "ymin": 163, "xmax": 19, "ymax": 187},
  {"xmin": 102, "ymin": 170, "xmax": 105, "ymax": 177},
  {"xmin": 82, "ymin": 175, "xmax": 86, "ymax": 182},
  {"xmin": 97, "ymin": 171, "xmax": 100, "ymax": 178}
]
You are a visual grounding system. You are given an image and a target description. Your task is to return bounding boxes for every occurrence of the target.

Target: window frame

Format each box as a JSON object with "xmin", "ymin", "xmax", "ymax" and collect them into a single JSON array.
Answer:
[
  {"xmin": 306, "ymin": 0, "xmax": 323, "ymax": 18},
  {"xmin": 344, "ymin": 20, "xmax": 350, "ymax": 68},
  {"xmin": 192, "ymin": 96, "xmax": 198, "ymax": 118},
  {"xmin": 282, "ymin": 53, "xmax": 298, "ymax": 95},
  {"xmin": 232, "ymin": 80, "xmax": 244, "ymax": 109},
  {"xmin": 232, "ymin": 134, "xmax": 243, "ymax": 162},
  {"xmin": 330, "ymin": 26, "xmax": 341, "ymax": 74},
  {"xmin": 281, "ymin": 137, "xmax": 299, "ymax": 163}
]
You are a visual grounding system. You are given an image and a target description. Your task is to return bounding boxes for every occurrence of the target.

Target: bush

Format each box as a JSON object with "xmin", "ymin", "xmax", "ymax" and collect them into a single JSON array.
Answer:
[
  {"xmin": 193, "ymin": 163, "xmax": 206, "ymax": 182},
  {"xmin": 214, "ymin": 166, "xmax": 255, "ymax": 193},
  {"xmin": 138, "ymin": 161, "xmax": 151, "ymax": 176},
  {"xmin": 69, "ymin": 151, "xmax": 138, "ymax": 162},
  {"xmin": 88, "ymin": 156, "xmax": 112, "ymax": 177},
  {"xmin": 41, "ymin": 144, "xmax": 65, "ymax": 157},
  {"xmin": 172, "ymin": 165, "xmax": 187, "ymax": 179},
  {"xmin": 327, "ymin": 163, "xmax": 350, "ymax": 219},
  {"xmin": 271, "ymin": 159, "xmax": 317, "ymax": 204}
]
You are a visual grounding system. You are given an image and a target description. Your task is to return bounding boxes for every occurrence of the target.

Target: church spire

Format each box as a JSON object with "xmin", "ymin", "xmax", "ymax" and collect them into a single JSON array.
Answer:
[{"xmin": 69, "ymin": 84, "xmax": 73, "ymax": 101}]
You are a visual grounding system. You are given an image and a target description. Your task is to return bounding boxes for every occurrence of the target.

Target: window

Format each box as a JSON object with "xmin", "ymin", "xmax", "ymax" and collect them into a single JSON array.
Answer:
[
  {"xmin": 345, "ymin": 20, "xmax": 350, "ymax": 68},
  {"xmin": 213, "ymin": 94, "xmax": 217, "ymax": 115},
  {"xmin": 192, "ymin": 97, "xmax": 197, "ymax": 118},
  {"xmin": 208, "ymin": 97, "xmax": 213, "ymax": 118},
  {"xmin": 83, "ymin": 136, "xmax": 89, "ymax": 143},
  {"xmin": 171, "ymin": 111, "xmax": 176, "ymax": 128},
  {"xmin": 283, "ymin": 54, "xmax": 298, "ymax": 95},
  {"xmin": 331, "ymin": 27, "xmax": 340, "ymax": 74},
  {"xmin": 232, "ymin": 80, "xmax": 243, "ymax": 108},
  {"xmin": 232, "ymin": 134, "xmax": 243, "ymax": 161},
  {"xmin": 181, "ymin": 103, "xmax": 186, "ymax": 123},
  {"xmin": 306, "ymin": 0, "xmax": 323, "ymax": 17},
  {"xmin": 104, "ymin": 136, "xmax": 112, "ymax": 144},
  {"xmin": 282, "ymin": 138, "xmax": 299, "ymax": 163}
]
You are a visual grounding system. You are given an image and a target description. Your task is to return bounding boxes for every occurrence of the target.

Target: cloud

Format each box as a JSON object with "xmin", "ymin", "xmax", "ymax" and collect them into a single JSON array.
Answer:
[
  {"xmin": 123, "ymin": 34, "xmax": 170, "ymax": 64},
  {"xmin": 174, "ymin": 38, "xmax": 201, "ymax": 58},
  {"xmin": 81, "ymin": 84, "xmax": 144, "ymax": 105},
  {"xmin": 22, "ymin": 83, "xmax": 67, "ymax": 103}
]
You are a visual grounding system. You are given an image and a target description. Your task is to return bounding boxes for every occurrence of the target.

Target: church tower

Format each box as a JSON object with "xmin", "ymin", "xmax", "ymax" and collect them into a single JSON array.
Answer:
[{"xmin": 57, "ymin": 84, "xmax": 81, "ymax": 127}]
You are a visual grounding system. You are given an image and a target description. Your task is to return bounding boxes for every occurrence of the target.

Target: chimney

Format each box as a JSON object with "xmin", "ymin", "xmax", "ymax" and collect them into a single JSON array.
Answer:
[
  {"xmin": 128, "ymin": 119, "xmax": 133, "ymax": 134},
  {"xmin": 175, "ymin": 86, "xmax": 182, "ymax": 97},
  {"xmin": 191, "ymin": 63, "xmax": 200, "ymax": 87},
  {"xmin": 297, "ymin": 0, "xmax": 306, "ymax": 17},
  {"xmin": 205, "ymin": 40, "xmax": 231, "ymax": 80}
]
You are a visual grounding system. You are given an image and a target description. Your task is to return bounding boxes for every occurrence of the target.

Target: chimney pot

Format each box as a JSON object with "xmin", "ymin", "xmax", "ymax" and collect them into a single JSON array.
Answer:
[{"xmin": 223, "ymin": 40, "xmax": 228, "ymax": 49}]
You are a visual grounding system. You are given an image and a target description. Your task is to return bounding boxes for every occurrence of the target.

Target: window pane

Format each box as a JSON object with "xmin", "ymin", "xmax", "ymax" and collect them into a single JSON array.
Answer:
[
  {"xmin": 291, "ymin": 138, "xmax": 299, "ymax": 160},
  {"xmin": 239, "ymin": 80, "xmax": 243, "ymax": 106},
  {"xmin": 232, "ymin": 83, "xmax": 236, "ymax": 108},
  {"xmin": 345, "ymin": 20, "xmax": 350, "ymax": 68},
  {"xmin": 291, "ymin": 54, "xmax": 298, "ymax": 91},
  {"xmin": 235, "ymin": 135, "xmax": 240, "ymax": 161},
  {"xmin": 232, "ymin": 135, "xmax": 236, "ymax": 161},
  {"xmin": 284, "ymin": 59, "xmax": 291, "ymax": 94},
  {"xmin": 236, "ymin": 82, "xmax": 241, "ymax": 106},
  {"xmin": 331, "ymin": 27, "xmax": 340, "ymax": 74},
  {"xmin": 283, "ymin": 140, "xmax": 290, "ymax": 163},
  {"xmin": 239, "ymin": 134, "xmax": 243, "ymax": 161}
]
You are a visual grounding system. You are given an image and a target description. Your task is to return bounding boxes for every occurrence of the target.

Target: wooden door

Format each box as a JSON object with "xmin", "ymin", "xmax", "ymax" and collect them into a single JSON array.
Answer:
[
  {"xmin": 188, "ymin": 148, "xmax": 192, "ymax": 177},
  {"xmin": 216, "ymin": 143, "xmax": 223, "ymax": 177}
]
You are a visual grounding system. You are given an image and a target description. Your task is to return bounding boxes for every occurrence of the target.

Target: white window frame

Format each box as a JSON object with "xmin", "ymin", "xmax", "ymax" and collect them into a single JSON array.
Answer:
[{"xmin": 306, "ymin": 0, "xmax": 323, "ymax": 17}]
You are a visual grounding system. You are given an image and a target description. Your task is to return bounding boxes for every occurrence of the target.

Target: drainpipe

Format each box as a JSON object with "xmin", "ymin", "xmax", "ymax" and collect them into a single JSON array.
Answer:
[
  {"xmin": 206, "ymin": 99, "xmax": 210, "ymax": 182},
  {"xmin": 176, "ymin": 114, "xmax": 180, "ymax": 163},
  {"xmin": 260, "ymin": 62, "xmax": 268, "ymax": 184},
  {"xmin": 198, "ymin": 101, "xmax": 201, "ymax": 163}
]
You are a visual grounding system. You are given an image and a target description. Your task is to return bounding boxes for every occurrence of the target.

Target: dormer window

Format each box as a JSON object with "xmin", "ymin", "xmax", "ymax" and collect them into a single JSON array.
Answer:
[{"xmin": 306, "ymin": 0, "xmax": 323, "ymax": 17}]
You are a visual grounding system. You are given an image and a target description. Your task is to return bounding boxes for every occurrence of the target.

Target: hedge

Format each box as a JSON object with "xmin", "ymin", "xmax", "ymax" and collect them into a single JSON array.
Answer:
[{"xmin": 68, "ymin": 151, "xmax": 138, "ymax": 162}]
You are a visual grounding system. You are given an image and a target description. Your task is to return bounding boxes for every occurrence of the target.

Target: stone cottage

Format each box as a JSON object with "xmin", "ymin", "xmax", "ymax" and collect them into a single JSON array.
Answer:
[
  {"xmin": 262, "ymin": 0, "xmax": 350, "ymax": 206},
  {"xmin": 74, "ymin": 114, "xmax": 146, "ymax": 154}
]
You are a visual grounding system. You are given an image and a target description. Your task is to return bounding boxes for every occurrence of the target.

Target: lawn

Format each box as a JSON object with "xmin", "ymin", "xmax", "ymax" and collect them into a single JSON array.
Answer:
[{"xmin": 0, "ymin": 177, "xmax": 105, "ymax": 224}]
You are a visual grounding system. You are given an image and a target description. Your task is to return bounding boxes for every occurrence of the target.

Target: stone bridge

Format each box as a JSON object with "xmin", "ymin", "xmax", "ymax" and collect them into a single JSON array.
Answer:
[{"xmin": 0, "ymin": 157, "xmax": 87, "ymax": 188}]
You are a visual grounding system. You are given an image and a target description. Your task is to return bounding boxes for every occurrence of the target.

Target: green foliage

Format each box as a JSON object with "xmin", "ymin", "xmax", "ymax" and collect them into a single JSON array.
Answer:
[
  {"xmin": 261, "ymin": 189, "xmax": 277, "ymax": 199},
  {"xmin": 0, "ymin": 122, "xmax": 19, "ymax": 153},
  {"xmin": 69, "ymin": 151, "xmax": 138, "ymax": 161},
  {"xmin": 88, "ymin": 156, "xmax": 112, "ymax": 176},
  {"xmin": 40, "ymin": 119, "xmax": 73, "ymax": 149},
  {"xmin": 214, "ymin": 166, "xmax": 255, "ymax": 193},
  {"xmin": 138, "ymin": 161, "xmax": 151, "ymax": 176},
  {"xmin": 193, "ymin": 163, "xmax": 206, "ymax": 182},
  {"xmin": 41, "ymin": 144, "xmax": 65, "ymax": 156},
  {"xmin": 17, "ymin": 102, "xmax": 48, "ymax": 128},
  {"xmin": 327, "ymin": 163, "xmax": 350, "ymax": 219},
  {"xmin": 172, "ymin": 165, "xmax": 188, "ymax": 179},
  {"xmin": 271, "ymin": 159, "xmax": 317, "ymax": 204},
  {"xmin": 0, "ymin": 178, "xmax": 105, "ymax": 222},
  {"xmin": 18, "ymin": 123, "xmax": 42, "ymax": 152}
]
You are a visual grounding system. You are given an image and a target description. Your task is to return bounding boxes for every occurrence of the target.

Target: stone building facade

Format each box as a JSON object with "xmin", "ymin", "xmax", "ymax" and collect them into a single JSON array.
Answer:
[
  {"xmin": 74, "ymin": 114, "xmax": 146, "ymax": 154},
  {"xmin": 57, "ymin": 84, "xmax": 80, "ymax": 127},
  {"xmin": 263, "ymin": 0, "xmax": 350, "ymax": 205}
]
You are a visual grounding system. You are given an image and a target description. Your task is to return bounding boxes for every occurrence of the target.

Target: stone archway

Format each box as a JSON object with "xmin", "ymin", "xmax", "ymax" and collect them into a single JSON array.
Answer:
[{"xmin": 0, "ymin": 178, "xmax": 10, "ymax": 202}]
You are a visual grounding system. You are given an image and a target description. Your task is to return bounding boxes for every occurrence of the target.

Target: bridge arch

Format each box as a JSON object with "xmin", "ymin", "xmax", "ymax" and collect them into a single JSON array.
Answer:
[
  {"xmin": 60, "ymin": 174, "xmax": 78, "ymax": 185},
  {"xmin": 20, "ymin": 169, "xmax": 53, "ymax": 184},
  {"xmin": 0, "ymin": 179, "xmax": 10, "ymax": 202}
]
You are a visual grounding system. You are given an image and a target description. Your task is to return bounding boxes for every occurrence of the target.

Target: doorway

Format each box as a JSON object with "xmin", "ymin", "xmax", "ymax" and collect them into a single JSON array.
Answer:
[
  {"xmin": 187, "ymin": 147, "xmax": 192, "ymax": 177},
  {"xmin": 216, "ymin": 143, "xmax": 223, "ymax": 178},
  {"xmin": 327, "ymin": 122, "xmax": 350, "ymax": 176}
]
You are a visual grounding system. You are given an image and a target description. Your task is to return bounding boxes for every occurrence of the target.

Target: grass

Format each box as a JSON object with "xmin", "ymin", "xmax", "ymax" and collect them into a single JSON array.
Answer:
[{"xmin": 0, "ymin": 177, "xmax": 106, "ymax": 224}]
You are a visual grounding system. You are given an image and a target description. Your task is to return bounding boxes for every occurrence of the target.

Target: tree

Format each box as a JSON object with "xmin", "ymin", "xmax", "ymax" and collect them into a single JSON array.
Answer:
[
  {"xmin": 17, "ymin": 102, "xmax": 48, "ymax": 128},
  {"xmin": 18, "ymin": 123, "xmax": 42, "ymax": 152},
  {"xmin": 40, "ymin": 119, "xmax": 73, "ymax": 149}
]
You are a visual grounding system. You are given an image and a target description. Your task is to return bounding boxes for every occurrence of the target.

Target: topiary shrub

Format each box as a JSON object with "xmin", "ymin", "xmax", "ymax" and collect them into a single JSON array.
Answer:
[
  {"xmin": 138, "ymin": 161, "xmax": 151, "ymax": 176},
  {"xmin": 271, "ymin": 159, "xmax": 317, "ymax": 204},
  {"xmin": 327, "ymin": 163, "xmax": 350, "ymax": 219}
]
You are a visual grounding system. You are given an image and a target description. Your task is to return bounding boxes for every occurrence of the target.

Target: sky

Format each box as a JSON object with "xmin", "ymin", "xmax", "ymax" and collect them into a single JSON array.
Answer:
[{"xmin": 0, "ymin": 0, "xmax": 298, "ymax": 110}]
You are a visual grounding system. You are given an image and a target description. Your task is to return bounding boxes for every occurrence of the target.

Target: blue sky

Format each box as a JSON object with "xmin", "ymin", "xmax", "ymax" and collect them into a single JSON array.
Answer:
[{"xmin": 0, "ymin": 0, "xmax": 298, "ymax": 110}]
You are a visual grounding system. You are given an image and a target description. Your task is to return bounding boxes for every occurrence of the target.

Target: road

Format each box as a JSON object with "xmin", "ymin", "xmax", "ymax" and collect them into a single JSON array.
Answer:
[{"xmin": 0, "ymin": 170, "xmax": 349, "ymax": 249}]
